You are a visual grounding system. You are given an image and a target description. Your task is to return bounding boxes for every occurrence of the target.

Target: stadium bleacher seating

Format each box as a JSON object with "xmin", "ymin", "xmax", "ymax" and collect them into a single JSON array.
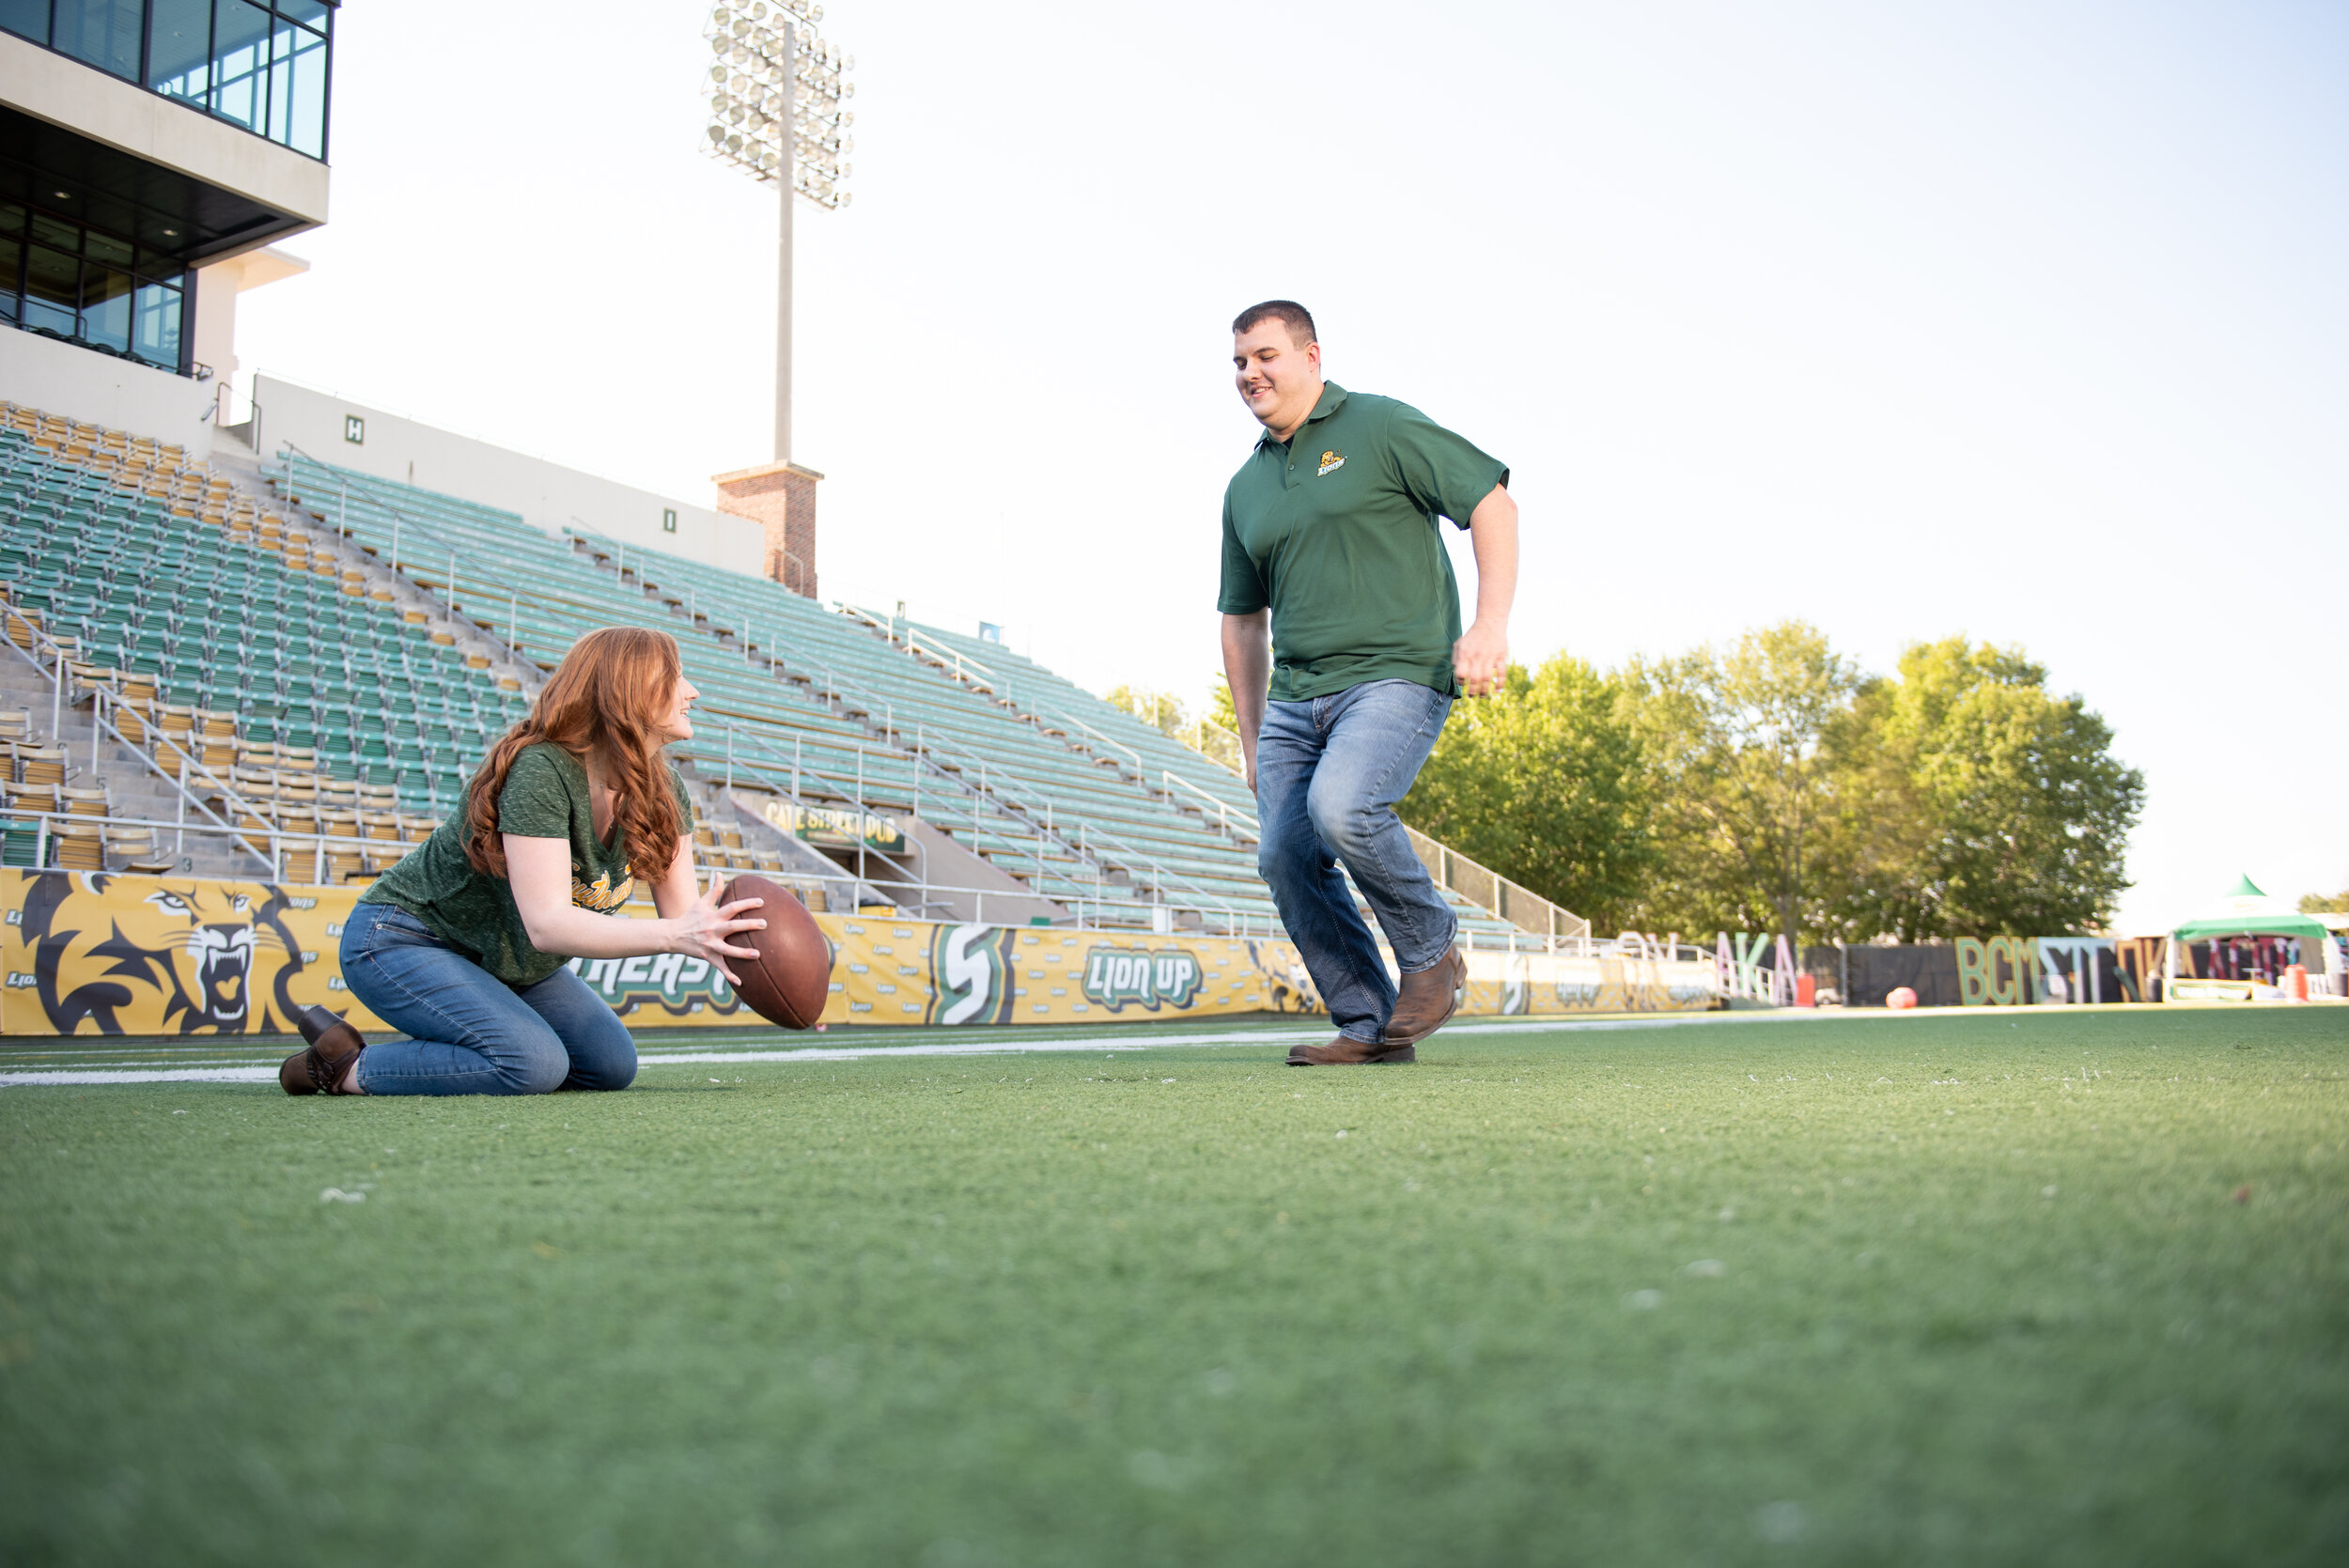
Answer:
[
  {"xmin": 0, "ymin": 405, "xmax": 1519, "ymax": 938},
  {"xmin": 270, "ymin": 452, "xmax": 952, "ymax": 879},
  {"xmin": 268, "ymin": 451, "xmax": 1514, "ymax": 939},
  {"xmin": 558, "ymin": 537, "xmax": 1518, "ymax": 940},
  {"xmin": 0, "ymin": 406, "xmax": 793, "ymax": 887},
  {"xmin": 0, "ymin": 404, "xmax": 528, "ymax": 872}
]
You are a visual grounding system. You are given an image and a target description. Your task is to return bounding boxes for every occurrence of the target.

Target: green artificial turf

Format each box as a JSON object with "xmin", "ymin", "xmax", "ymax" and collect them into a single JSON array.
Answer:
[{"xmin": 3, "ymin": 1007, "xmax": 2346, "ymax": 1566}]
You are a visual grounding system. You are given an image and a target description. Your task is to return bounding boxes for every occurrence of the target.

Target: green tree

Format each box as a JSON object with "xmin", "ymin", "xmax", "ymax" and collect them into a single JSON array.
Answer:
[
  {"xmin": 1205, "ymin": 675, "xmax": 1237, "ymax": 733},
  {"xmin": 1400, "ymin": 654, "xmax": 1656, "ymax": 929},
  {"xmin": 1832, "ymin": 638, "xmax": 2143, "ymax": 939},
  {"xmin": 1617, "ymin": 621, "xmax": 1864, "ymax": 945},
  {"xmin": 2299, "ymin": 890, "xmax": 2349, "ymax": 915}
]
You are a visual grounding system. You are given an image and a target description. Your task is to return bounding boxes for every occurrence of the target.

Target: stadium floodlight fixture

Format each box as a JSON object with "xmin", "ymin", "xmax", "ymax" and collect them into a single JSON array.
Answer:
[
  {"xmin": 701, "ymin": 0, "xmax": 857, "ymax": 461},
  {"xmin": 701, "ymin": 0, "xmax": 855, "ymax": 210}
]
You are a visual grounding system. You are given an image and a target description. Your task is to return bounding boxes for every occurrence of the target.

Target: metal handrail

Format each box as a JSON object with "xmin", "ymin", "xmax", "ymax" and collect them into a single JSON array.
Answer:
[
  {"xmin": 274, "ymin": 442, "xmax": 509, "ymax": 669},
  {"xmin": 275, "ymin": 443, "xmax": 440, "ymax": 582},
  {"xmin": 1030, "ymin": 703, "xmax": 1145, "ymax": 778},
  {"xmin": 1161, "ymin": 769, "xmax": 1259, "ymax": 840},
  {"xmin": 836, "ymin": 604, "xmax": 1006, "ymax": 696},
  {"xmin": 1402, "ymin": 824, "xmax": 1592, "ymax": 943},
  {"xmin": 560, "ymin": 536, "xmax": 1107, "ymax": 888},
  {"xmin": 252, "ymin": 503, "xmax": 1242, "ymax": 936},
  {"xmin": 561, "ymin": 532, "xmax": 903, "ymax": 737},
  {"xmin": 650, "ymin": 596, "xmax": 1118, "ymax": 887},
  {"xmin": 834, "ymin": 864, "xmax": 1269, "ymax": 937},
  {"xmin": 0, "ymin": 802, "xmax": 390, "ymax": 880},
  {"xmin": 533, "ymin": 717, "xmax": 1258, "ymax": 933},
  {"xmin": 567, "ymin": 527, "xmax": 818, "ymax": 626},
  {"xmin": 558, "ymin": 549, "xmax": 1182, "ymax": 900},
  {"xmin": 678, "ymin": 722, "xmax": 941, "ymax": 909},
  {"xmin": 268, "ymin": 480, "xmax": 709, "ymax": 692},
  {"xmin": 836, "ymin": 601, "xmax": 893, "ymax": 640},
  {"xmin": 884, "ymin": 720, "xmax": 1125, "ymax": 890},
  {"xmin": 88, "ymin": 691, "xmax": 277, "ymax": 874},
  {"xmin": 0, "ymin": 609, "xmax": 273, "ymax": 874},
  {"xmin": 1055, "ymin": 685, "xmax": 1238, "ymax": 782},
  {"xmin": 1178, "ymin": 715, "xmax": 1247, "ymax": 774},
  {"xmin": 787, "ymin": 608, "xmax": 1251, "ymax": 916},
  {"xmin": 684, "ymin": 712, "xmax": 1247, "ymax": 928},
  {"xmin": 902, "ymin": 632, "xmax": 996, "ymax": 692},
  {"xmin": 1065, "ymin": 815, "xmax": 1249, "ymax": 924},
  {"xmin": 278, "ymin": 450, "xmax": 591, "ymax": 657}
]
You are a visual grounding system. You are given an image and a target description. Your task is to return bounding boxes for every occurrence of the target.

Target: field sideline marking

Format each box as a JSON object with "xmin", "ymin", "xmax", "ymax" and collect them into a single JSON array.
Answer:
[
  {"xmin": 0, "ymin": 1014, "xmax": 1722, "ymax": 1087},
  {"xmin": 632, "ymin": 1014, "xmax": 1710, "ymax": 1067}
]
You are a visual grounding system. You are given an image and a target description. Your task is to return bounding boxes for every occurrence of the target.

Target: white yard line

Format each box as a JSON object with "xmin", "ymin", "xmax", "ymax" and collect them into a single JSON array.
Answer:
[
  {"xmin": 633, "ymin": 1017, "xmax": 1712, "ymax": 1067},
  {"xmin": 0, "ymin": 1013, "xmax": 1730, "ymax": 1086},
  {"xmin": 0, "ymin": 1066, "xmax": 282, "ymax": 1085}
]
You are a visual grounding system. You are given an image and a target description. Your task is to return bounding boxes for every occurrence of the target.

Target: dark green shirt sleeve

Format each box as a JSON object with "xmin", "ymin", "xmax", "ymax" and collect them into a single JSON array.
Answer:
[
  {"xmin": 497, "ymin": 745, "xmax": 573, "ymax": 839},
  {"xmin": 1216, "ymin": 489, "xmax": 1268, "ymax": 614},
  {"xmin": 1383, "ymin": 401, "xmax": 1509, "ymax": 530}
]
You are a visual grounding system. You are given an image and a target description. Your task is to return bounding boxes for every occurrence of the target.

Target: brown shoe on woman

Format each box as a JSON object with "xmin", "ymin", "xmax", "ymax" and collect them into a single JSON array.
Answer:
[{"xmin": 280, "ymin": 1005, "xmax": 367, "ymax": 1095}]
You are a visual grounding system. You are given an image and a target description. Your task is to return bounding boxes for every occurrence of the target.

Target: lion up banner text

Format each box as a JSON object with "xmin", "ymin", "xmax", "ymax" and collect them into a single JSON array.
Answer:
[{"xmin": 0, "ymin": 871, "xmax": 1716, "ymax": 1037}]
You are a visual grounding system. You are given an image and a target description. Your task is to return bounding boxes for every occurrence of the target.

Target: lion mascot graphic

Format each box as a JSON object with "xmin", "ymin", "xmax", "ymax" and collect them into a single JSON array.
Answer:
[{"xmin": 14, "ymin": 872, "xmax": 312, "ymax": 1035}]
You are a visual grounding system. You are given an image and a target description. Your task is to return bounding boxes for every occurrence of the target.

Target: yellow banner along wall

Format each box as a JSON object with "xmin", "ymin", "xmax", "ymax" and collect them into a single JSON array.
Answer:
[{"xmin": 1, "ymin": 871, "xmax": 1716, "ymax": 1037}]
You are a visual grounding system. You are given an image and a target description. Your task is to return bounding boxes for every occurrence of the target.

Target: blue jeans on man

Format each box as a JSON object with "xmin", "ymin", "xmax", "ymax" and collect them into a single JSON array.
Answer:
[{"xmin": 1254, "ymin": 678, "xmax": 1457, "ymax": 1044}]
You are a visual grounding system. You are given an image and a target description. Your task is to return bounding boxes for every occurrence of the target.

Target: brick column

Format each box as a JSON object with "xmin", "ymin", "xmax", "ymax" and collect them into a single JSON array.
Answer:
[{"xmin": 711, "ymin": 459, "xmax": 824, "ymax": 598}]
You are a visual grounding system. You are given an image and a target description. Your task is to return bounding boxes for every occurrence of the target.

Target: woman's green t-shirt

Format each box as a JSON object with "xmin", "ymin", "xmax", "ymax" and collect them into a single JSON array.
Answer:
[{"xmin": 359, "ymin": 743, "xmax": 693, "ymax": 986}]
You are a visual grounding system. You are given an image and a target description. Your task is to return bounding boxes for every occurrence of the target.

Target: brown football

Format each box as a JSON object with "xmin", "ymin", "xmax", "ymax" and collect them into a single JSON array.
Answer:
[{"xmin": 718, "ymin": 874, "xmax": 831, "ymax": 1029}]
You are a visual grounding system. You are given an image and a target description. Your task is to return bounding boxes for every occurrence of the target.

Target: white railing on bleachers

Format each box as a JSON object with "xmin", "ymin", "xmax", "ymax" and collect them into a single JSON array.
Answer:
[{"xmin": 2, "ymin": 606, "xmax": 279, "ymax": 875}]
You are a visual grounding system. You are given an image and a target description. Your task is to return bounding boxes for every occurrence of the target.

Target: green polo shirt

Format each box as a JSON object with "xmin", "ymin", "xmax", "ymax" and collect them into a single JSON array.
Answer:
[{"xmin": 1218, "ymin": 382, "xmax": 1508, "ymax": 702}]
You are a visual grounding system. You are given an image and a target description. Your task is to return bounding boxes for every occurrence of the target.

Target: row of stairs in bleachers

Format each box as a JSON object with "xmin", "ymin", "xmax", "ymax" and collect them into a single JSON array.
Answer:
[{"xmin": 0, "ymin": 638, "xmax": 242, "ymax": 875}]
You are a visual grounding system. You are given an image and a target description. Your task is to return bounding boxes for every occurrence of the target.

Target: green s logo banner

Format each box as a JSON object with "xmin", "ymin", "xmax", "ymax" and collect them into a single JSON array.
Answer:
[{"xmin": 931, "ymin": 924, "xmax": 1017, "ymax": 1025}]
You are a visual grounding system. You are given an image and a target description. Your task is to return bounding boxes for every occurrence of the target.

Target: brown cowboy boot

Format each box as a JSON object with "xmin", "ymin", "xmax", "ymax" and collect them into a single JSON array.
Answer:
[
  {"xmin": 1381, "ymin": 945, "xmax": 1467, "ymax": 1047},
  {"xmin": 280, "ymin": 1005, "xmax": 367, "ymax": 1095},
  {"xmin": 1287, "ymin": 1033, "xmax": 1417, "ymax": 1066}
]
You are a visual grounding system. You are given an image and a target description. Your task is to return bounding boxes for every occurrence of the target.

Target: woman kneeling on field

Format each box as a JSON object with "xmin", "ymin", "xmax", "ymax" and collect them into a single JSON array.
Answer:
[{"xmin": 282, "ymin": 627, "xmax": 766, "ymax": 1096}]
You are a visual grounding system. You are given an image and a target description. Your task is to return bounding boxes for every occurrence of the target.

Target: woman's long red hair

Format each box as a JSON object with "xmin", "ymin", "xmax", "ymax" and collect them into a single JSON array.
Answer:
[{"xmin": 465, "ymin": 627, "xmax": 686, "ymax": 883}]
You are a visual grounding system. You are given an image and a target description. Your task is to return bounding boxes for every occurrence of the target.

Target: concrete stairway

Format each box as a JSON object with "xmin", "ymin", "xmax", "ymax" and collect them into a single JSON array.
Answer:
[{"xmin": 0, "ymin": 648, "xmax": 262, "ymax": 877}]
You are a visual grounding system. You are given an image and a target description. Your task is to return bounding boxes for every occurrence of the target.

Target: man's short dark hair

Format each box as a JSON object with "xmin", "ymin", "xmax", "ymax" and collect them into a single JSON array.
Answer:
[{"xmin": 1232, "ymin": 300, "xmax": 1316, "ymax": 347}]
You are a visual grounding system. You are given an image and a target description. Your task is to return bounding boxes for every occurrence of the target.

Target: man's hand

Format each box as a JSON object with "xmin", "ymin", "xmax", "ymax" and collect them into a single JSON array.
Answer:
[
  {"xmin": 1221, "ymin": 610, "xmax": 1270, "ymax": 792},
  {"xmin": 1454, "ymin": 619, "xmax": 1509, "ymax": 698},
  {"xmin": 1456, "ymin": 485, "xmax": 1518, "ymax": 700}
]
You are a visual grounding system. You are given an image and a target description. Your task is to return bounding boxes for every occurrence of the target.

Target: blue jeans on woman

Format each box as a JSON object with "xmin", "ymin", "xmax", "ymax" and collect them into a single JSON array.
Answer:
[
  {"xmin": 1255, "ymin": 677, "xmax": 1458, "ymax": 1046},
  {"xmin": 337, "ymin": 902, "xmax": 638, "ymax": 1095}
]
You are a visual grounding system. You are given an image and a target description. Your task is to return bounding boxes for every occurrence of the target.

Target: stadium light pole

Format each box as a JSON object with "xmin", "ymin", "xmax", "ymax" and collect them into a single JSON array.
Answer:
[{"xmin": 702, "ymin": 0, "xmax": 855, "ymax": 464}]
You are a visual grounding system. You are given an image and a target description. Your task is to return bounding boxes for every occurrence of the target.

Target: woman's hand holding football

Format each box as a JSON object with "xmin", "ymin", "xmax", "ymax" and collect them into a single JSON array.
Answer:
[{"xmin": 668, "ymin": 877, "xmax": 766, "ymax": 984}]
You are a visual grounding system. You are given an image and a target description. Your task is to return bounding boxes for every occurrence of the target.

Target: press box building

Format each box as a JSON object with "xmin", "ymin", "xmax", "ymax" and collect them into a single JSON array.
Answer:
[{"xmin": 1, "ymin": 1, "xmax": 334, "ymax": 453}]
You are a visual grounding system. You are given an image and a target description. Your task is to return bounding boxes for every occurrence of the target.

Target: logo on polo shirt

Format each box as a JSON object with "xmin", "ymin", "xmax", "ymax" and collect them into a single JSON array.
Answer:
[{"xmin": 1316, "ymin": 449, "xmax": 1346, "ymax": 476}]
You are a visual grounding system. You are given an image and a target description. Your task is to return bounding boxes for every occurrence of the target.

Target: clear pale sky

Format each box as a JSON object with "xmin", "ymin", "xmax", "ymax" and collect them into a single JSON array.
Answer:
[{"xmin": 235, "ymin": 1, "xmax": 2348, "ymax": 934}]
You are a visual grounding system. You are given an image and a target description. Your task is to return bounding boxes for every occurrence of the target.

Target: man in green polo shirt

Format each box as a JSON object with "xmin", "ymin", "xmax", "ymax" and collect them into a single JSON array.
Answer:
[{"xmin": 1218, "ymin": 300, "xmax": 1518, "ymax": 1064}]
